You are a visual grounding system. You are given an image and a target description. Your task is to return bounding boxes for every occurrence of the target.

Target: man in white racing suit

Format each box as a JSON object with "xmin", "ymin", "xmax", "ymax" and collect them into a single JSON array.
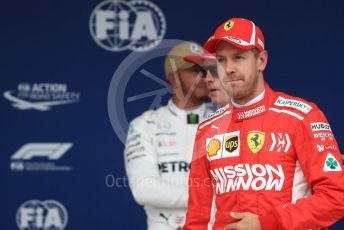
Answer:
[{"xmin": 124, "ymin": 41, "xmax": 214, "ymax": 229}]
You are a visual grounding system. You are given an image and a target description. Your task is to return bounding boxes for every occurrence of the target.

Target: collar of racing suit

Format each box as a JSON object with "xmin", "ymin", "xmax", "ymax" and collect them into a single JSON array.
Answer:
[
  {"xmin": 167, "ymin": 99, "xmax": 208, "ymax": 121},
  {"xmin": 232, "ymin": 89, "xmax": 265, "ymax": 108},
  {"xmin": 230, "ymin": 83, "xmax": 276, "ymax": 122}
]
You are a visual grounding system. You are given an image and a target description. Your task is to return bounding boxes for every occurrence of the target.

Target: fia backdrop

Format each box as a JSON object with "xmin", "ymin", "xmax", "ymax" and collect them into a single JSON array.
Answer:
[{"xmin": 1, "ymin": 0, "xmax": 343, "ymax": 229}]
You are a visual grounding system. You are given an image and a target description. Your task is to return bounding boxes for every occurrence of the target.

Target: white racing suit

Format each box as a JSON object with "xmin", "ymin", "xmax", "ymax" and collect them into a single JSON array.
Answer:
[{"xmin": 124, "ymin": 100, "xmax": 213, "ymax": 229}]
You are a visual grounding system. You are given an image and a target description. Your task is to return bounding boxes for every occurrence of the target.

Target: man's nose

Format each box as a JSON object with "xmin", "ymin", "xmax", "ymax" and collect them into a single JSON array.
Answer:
[
  {"xmin": 204, "ymin": 71, "xmax": 215, "ymax": 82},
  {"xmin": 224, "ymin": 61, "xmax": 236, "ymax": 75}
]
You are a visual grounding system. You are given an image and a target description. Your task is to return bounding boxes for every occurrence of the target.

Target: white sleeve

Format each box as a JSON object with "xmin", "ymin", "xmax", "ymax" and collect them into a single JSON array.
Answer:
[{"xmin": 124, "ymin": 115, "xmax": 188, "ymax": 209}]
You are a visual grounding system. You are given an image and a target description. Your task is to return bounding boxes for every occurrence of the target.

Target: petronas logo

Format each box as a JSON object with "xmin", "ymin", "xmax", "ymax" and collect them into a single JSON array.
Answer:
[{"xmin": 187, "ymin": 114, "xmax": 199, "ymax": 124}]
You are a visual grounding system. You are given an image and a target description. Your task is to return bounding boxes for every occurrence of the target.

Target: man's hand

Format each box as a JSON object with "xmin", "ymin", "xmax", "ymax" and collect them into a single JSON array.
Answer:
[{"xmin": 224, "ymin": 212, "xmax": 262, "ymax": 230}]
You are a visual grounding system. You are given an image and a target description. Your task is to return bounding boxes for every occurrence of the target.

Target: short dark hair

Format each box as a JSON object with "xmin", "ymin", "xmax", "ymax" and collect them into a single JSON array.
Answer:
[{"xmin": 251, "ymin": 48, "xmax": 260, "ymax": 57}]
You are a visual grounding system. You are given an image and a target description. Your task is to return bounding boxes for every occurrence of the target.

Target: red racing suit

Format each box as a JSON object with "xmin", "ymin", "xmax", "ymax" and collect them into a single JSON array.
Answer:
[{"xmin": 183, "ymin": 83, "xmax": 344, "ymax": 230}]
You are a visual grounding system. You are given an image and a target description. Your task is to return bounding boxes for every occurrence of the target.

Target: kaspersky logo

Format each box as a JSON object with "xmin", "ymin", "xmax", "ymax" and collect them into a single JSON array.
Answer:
[
  {"xmin": 274, "ymin": 96, "xmax": 312, "ymax": 114},
  {"xmin": 210, "ymin": 164, "xmax": 285, "ymax": 194}
]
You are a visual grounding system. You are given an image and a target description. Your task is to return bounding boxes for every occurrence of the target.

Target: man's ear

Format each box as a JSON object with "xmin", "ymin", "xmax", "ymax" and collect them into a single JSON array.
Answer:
[{"xmin": 258, "ymin": 50, "xmax": 268, "ymax": 72}]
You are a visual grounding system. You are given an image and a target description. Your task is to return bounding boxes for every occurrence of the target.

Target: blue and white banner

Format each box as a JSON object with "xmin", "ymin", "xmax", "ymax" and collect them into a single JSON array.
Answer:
[{"xmin": 1, "ymin": 0, "xmax": 343, "ymax": 229}]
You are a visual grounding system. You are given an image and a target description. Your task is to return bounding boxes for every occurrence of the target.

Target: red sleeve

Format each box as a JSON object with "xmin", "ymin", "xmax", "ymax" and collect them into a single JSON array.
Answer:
[
  {"xmin": 183, "ymin": 129, "xmax": 214, "ymax": 230},
  {"xmin": 260, "ymin": 106, "xmax": 344, "ymax": 229}
]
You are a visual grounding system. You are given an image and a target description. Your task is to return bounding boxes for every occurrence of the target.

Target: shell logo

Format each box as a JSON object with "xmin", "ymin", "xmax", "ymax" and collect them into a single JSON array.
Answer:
[{"xmin": 207, "ymin": 139, "xmax": 221, "ymax": 156}]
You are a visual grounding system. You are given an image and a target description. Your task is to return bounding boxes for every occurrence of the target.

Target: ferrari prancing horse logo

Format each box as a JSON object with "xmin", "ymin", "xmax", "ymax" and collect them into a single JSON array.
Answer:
[
  {"xmin": 247, "ymin": 131, "xmax": 265, "ymax": 154},
  {"xmin": 224, "ymin": 21, "xmax": 235, "ymax": 31}
]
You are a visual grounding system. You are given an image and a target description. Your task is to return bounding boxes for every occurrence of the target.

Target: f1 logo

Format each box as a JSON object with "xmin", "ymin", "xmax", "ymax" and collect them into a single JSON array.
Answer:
[{"xmin": 11, "ymin": 143, "xmax": 73, "ymax": 160}]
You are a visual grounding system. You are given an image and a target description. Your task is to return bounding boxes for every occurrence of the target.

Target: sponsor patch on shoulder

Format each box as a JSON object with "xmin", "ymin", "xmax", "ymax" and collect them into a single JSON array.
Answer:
[
  {"xmin": 274, "ymin": 96, "xmax": 312, "ymax": 114},
  {"xmin": 207, "ymin": 104, "xmax": 229, "ymax": 119},
  {"xmin": 310, "ymin": 122, "xmax": 331, "ymax": 132},
  {"xmin": 323, "ymin": 153, "xmax": 342, "ymax": 172}
]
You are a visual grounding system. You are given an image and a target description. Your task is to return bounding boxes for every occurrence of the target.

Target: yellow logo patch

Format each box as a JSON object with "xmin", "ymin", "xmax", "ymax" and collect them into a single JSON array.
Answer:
[
  {"xmin": 224, "ymin": 21, "xmax": 235, "ymax": 31},
  {"xmin": 207, "ymin": 138, "xmax": 221, "ymax": 156},
  {"xmin": 247, "ymin": 131, "xmax": 265, "ymax": 154},
  {"xmin": 225, "ymin": 135, "xmax": 239, "ymax": 153}
]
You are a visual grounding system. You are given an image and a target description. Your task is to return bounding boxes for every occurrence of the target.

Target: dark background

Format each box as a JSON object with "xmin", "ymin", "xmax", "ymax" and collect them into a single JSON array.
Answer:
[{"xmin": 1, "ymin": 0, "xmax": 343, "ymax": 229}]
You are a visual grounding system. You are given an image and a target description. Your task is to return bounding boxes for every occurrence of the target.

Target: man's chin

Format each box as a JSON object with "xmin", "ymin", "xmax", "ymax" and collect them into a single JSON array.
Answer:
[
  {"xmin": 224, "ymin": 87, "xmax": 235, "ymax": 98},
  {"xmin": 195, "ymin": 94, "xmax": 210, "ymax": 102}
]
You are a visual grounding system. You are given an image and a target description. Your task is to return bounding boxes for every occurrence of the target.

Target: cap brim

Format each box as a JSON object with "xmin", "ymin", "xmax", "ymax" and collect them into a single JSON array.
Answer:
[
  {"xmin": 183, "ymin": 53, "xmax": 216, "ymax": 66},
  {"xmin": 166, "ymin": 62, "xmax": 195, "ymax": 75},
  {"xmin": 204, "ymin": 37, "xmax": 255, "ymax": 53}
]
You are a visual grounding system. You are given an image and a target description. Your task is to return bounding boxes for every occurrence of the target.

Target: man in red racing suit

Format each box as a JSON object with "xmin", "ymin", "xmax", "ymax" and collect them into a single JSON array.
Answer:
[
  {"xmin": 185, "ymin": 83, "xmax": 344, "ymax": 229},
  {"xmin": 183, "ymin": 18, "xmax": 344, "ymax": 230}
]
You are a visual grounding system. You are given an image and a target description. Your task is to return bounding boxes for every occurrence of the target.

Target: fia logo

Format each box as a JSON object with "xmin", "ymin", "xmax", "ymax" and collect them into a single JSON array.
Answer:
[
  {"xmin": 16, "ymin": 200, "xmax": 68, "ymax": 230},
  {"xmin": 89, "ymin": 0, "xmax": 167, "ymax": 52}
]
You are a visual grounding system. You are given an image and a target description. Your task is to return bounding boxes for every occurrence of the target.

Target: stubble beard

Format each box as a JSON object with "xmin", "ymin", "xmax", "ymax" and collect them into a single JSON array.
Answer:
[
  {"xmin": 225, "ymin": 74, "xmax": 260, "ymax": 104},
  {"xmin": 180, "ymin": 80, "xmax": 209, "ymax": 105}
]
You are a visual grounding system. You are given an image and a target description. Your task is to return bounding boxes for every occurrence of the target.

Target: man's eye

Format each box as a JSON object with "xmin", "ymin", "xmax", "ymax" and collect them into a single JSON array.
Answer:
[
  {"xmin": 217, "ymin": 57, "xmax": 224, "ymax": 63},
  {"xmin": 193, "ymin": 67, "xmax": 207, "ymax": 76},
  {"xmin": 235, "ymin": 56, "xmax": 244, "ymax": 60},
  {"xmin": 208, "ymin": 66, "xmax": 218, "ymax": 77}
]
